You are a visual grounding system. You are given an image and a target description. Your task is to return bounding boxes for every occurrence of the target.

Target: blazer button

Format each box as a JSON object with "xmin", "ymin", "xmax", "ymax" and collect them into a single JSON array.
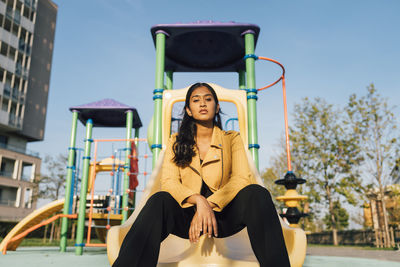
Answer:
[{"xmin": 214, "ymin": 155, "xmax": 217, "ymax": 159}]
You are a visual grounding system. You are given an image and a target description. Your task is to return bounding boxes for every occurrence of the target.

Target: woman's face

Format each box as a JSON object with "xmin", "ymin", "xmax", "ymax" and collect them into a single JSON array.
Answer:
[{"xmin": 186, "ymin": 86, "xmax": 219, "ymax": 124}]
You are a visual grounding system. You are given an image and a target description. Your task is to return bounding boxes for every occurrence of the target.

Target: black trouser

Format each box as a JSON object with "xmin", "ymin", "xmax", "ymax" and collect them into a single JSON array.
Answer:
[{"xmin": 112, "ymin": 184, "xmax": 290, "ymax": 267}]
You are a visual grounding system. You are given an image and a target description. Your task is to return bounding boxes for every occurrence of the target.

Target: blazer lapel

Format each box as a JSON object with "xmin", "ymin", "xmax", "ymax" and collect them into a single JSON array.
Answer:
[
  {"xmin": 189, "ymin": 146, "xmax": 201, "ymax": 176},
  {"xmin": 202, "ymin": 126, "xmax": 223, "ymax": 166},
  {"xmin": 189, "ymin": 126, "xmax": 223, "ymax": 179}
]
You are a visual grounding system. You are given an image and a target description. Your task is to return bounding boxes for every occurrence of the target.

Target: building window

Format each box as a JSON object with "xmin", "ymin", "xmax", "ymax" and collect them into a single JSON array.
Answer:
[
  {"xmin": 2, "ymin": 99, "xmax": 9, "ymax": 111},
  {"xmin": 0, "ymin": 42, "xmax": 8, "ymax": 57},
  {"xmin": 6, "ymin": 0, "xmax": 14, "ymax": 8},
  {"xmin": 22, "ymin": 5, "xmax": 29, "ymax": 20},
  {"xmin": 8, "ymin": 46, "xmax": 16, "ymax": 61},
  {"xmin": 0, "ymin": 185, "xmax": 18, "ymax": 207},
  {"xmin": 0, "ymin": 135, "xmax": 8, "ymax": 147},
  {"xmin": 21, "ymin": 162, "xmax": 33, "ymax": 181},
  {"xmin": 15, "ymin": 0, "xmax": 22, "ymax": 14},
  {"xmin": 0, "ymin": 67, "xmax": 4, "ymax": 82},
  {"xmin": 4, "ymin": 18, "xmax": 11, "ymax": 32},
  {"xmin": 29, "ymin": 10, "xmax": 34, "ymax": 22},
  {"xmin": 23, "ymin": 187, "xmax": 32, "ymax": 208},
  {"xmin": 12, "ymin": 23, "xmax": 19, "ymax": 36},
  {"xmin": 14, "ymin": 75, "xmax": 21, "ymax": 89},
  {"xmin": 5, "ymin": 72, "xmax": 12, "ymax": 84},
  {"xmin": 20, "ymin": 27, "xmax": 26, "ymax": 41},
  {"xmin": 0, "ymin": 157, "xmax": 15, "ymax": 178}
]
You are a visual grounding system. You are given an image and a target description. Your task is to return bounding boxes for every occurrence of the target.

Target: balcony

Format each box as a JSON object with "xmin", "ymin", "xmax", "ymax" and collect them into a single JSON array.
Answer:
[
  {"xmin": 15, "ymin": 62, "xmax": 22, "ymax": 75},
  {"xmin": 25, "ymin": 45, "xmax": 31, "ymax": 56},
  {"xmin": 11, "ymin": 89, "xmax": 19, "ymax": 102},
  {"xmin": 18, "ymin": 39, "xmax": 26, "ymax": 52},
  {"xmin": 0, "ymin": 142, "xmax": 40, "ymax": 158},
  {"xmin": 0, "ymin": 199, "xmax": 16, "ymax": 207},
  {"xmin": 21, "ymin": 174, "xmax": 31, "ymax": 181},
  {"xmin": 0, "ymin": 170, "xmax": 13, "ymax": 178},
  {"xmin": 8, "ymin": 113, "xmax": 22, "ymax": 129},
  {"xmin": 3, "ymin": 84, "xmax": 11, "ymax": 98},
  {"xmin": 6, "ymin": 6, "xmax": 13, "ymax": 20},
  {"xmin": 14, "ymin": 11, "xmax": 21, "ymax": 25},
  {"xmin": 30, "ymin": 0, "xmax": 37, "ymax": 11},
  {"xmin": 19, "ymin": 92, "xmax": 25, "ymax": 103}
]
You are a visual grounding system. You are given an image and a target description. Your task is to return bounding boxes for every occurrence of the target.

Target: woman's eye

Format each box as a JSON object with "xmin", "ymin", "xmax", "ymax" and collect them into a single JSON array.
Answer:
[
  {"xmin": 193, "ymin": 99, "xmax": 199, "ymax": 102},
  {"xmin": 206, "ymin": 98, "xmax": 212, "ymax": 101}
]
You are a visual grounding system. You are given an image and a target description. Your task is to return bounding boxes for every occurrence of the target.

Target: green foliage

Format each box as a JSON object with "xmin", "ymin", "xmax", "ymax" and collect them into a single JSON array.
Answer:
[
  {"xmin": 345, "ymin": 84, "xmax": 399, "ymax": 246},
  {"xmin": 290, "ymin": 97, "xmax": 364, "ymax": 215},
  {"xmin": 267, "ymin": 96, "xmax": 366, "ymax": 234},
  {"xmin": 323, "ymin": 201, "xmax": 349, "ymax": 230},
  {"xmin": 261, "ymin": 167, "xmax": 286, "ymax": 199},
  {"xmin": 266, "ymin": 84, "xmax": 399, "ymax": 241},
  {"xmin": 346, "ymin": 84, "xmax": 400, "ymax": 188}
]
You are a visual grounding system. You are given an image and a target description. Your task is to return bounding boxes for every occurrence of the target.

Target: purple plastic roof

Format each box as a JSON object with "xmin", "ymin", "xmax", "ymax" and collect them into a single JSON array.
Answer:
[
  {"xmin": 70, "ymin": 98, "xmax": 135, "ymax": 110},
  {"xmin": 151, "ymin": 21, "xmax": 260, "ymax": 72},
  {"xmin": 153, "ymin": 20, "xmax": 258, "ymax": 28},
  {"xmin": 69, "ymin": 99, "xmax": 142, "ymax": 128}
]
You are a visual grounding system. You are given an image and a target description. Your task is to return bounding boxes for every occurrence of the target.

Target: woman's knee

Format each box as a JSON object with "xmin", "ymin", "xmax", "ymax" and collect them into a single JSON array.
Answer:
[
  {"xmin": 240, "ymin": 184, "xmax": 272, "ymax": 202},
  {"xmin": 146, "ymin": 191, "xmax": 175, "ymax": 207}
]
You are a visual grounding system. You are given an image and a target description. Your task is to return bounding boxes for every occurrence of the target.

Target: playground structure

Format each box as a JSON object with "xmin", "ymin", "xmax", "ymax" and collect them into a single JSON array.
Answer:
[
  {"xmin": 106, "ymin": 22, "xmax": 308, "ymax": 266},
  {"xmin": 1, "ymin": 21, "xmax": 309, "ymax": 266},
  {"xmin": 0, "ymin": 98, "xmax": 150, "ymax": 254}
]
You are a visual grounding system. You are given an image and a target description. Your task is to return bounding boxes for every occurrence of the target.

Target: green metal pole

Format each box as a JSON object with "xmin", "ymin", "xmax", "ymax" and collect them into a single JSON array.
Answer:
[
  {"xmin": 60, "ymin": 111, "xmax": 78, "ymax": 252},
  {"xmin": 239, "ymin": 70, "xmax": 246, "ymax": 90},
  {"xmin": 121, "ymin": 111, "xmax": 133, "ymax": 223},
  {"xmin": 244, "ymin": 32, "xmax": 259, "ymax": 170},
  {"xmin": 134, "ymin": 127, "xmax": 139, "ymax": 150},
  {"xmin": 166, "ymin": 71, "xmax": 173, "ymax": 90},
  {"xmin": 152, "ymin": 31, "xmax": 166, "ymax": 168},
  {"xmin": 75, "ymin": 119, "xmax": 93, "ymax": 255}
]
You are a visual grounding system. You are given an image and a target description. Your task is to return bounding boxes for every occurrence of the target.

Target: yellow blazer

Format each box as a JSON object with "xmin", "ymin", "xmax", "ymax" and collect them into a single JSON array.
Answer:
[{"xmin": 161, "ymin": 126, "xmax": 257, "ymax": 212}]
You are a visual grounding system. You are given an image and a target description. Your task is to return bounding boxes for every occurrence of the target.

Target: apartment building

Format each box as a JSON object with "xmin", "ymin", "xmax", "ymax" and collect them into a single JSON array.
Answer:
[{"xmin": 0, "ymin": 0, "xmax": 57, "ymax": 222}]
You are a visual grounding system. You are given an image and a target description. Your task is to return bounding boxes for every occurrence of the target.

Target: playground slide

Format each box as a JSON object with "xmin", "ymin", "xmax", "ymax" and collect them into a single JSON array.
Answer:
[
  {"xmin": 0, "ymin": 199, "xmax": 65, "ymax": 252},
  {"xmin": 106, "ymin": 150, "xmax": 307, "ymax": 267}
]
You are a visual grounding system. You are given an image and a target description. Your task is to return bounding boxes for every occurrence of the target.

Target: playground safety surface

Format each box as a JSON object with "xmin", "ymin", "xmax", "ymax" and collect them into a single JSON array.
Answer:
[{"xmin": 0, "ymin": 246, "xmax": 399, "ymax": 267}]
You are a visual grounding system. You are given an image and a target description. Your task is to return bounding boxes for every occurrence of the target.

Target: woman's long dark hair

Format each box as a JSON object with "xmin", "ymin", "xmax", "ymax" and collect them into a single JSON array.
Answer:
[{"xmin": 173, "ymin": 83, "xmax": 222, "ymax": 167}]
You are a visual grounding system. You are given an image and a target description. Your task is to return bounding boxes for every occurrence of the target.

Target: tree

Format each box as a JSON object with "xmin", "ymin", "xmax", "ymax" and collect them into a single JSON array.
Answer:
[
  {"xmin": 33, "ymin": 154, "xmax": 68, "ymax": 201},
  {"xmin": 289, "ymin": 97, "xmax": 364, "ymax": 245},
  {"xmin": 346, "ymin": 84, "xmax": 400, "ymax": 247},
  {"xmin": 32, "ymin": 153, "xmax": 68, "ymax": 243},
  {"xmin": 261, "ymin": 138, "xmax": 290, "ymax": 202},
  {"xmin": 323, "ymin": 201, "xmax": 349, "ymax": 231},
  {"xmin": 262, "ymin": 167, "xmax": 286, "ymax": 201}
]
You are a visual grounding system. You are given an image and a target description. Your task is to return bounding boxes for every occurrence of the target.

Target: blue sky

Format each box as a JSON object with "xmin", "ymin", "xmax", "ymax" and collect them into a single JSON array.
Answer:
[{"xmin": 30, "ymin": 0, "xmax": 400, "ymax": 177}]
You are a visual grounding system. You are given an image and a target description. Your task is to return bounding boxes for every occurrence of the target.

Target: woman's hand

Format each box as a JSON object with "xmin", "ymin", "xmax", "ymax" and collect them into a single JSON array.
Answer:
[{"xmin": 186, "ymin": 194, "xmax": 218, "ymax": 243}]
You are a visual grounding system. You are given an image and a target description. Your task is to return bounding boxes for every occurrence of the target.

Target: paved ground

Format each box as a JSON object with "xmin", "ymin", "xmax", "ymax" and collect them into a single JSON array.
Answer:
[
  {"xmin": 307, "ymin": 246, "xmax": 400, "ymax": 263},
  {"xmin": 0, "ymin": 246, "xmax": 400, "ymax": 267}
]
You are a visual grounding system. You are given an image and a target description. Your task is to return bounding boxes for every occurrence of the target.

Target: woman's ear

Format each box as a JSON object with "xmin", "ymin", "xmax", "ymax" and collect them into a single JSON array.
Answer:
[
  {"xmin": 216, "ymin": 104, "xmax": 220, "ymax": 114},
  {"xmin": 186, "ymin": 106, "xmax": 192, "ymax": 117}
]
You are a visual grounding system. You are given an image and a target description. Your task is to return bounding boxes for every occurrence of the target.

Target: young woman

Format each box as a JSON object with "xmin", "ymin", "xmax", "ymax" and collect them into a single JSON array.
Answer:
[{"xmin": 112, "ymin": 83, "xmax": 290, "ymax": 267}]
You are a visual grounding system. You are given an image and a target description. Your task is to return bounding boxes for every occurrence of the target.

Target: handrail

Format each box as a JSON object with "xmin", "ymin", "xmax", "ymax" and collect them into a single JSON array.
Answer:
[
  {"xmin": 2, "ymin": 213, "xmax": 78, "ymax": 255},
  {"xmin": 255, "ymin": 56, "xmax": 292, "ymax": 171},
  {"xmin": 257, "ymin": 56, "xmax": 286, "ymax": 92}
]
